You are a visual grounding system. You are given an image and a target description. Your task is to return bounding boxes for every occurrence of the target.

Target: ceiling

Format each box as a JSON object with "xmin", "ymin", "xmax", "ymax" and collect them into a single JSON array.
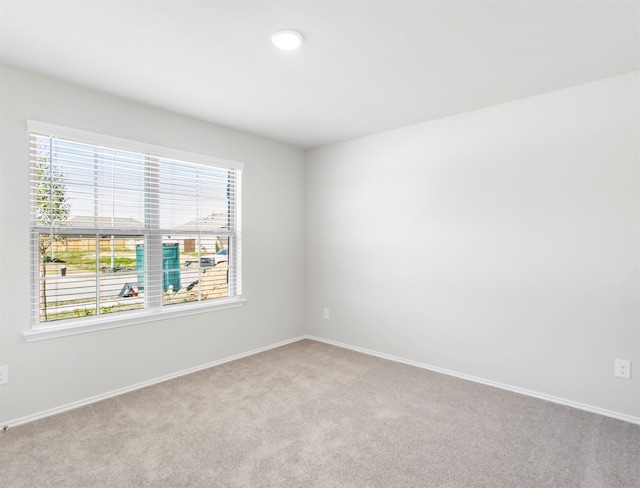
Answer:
[{"xmin": 1, "ymin": 1, "xmax": 638, "ymax": 149}]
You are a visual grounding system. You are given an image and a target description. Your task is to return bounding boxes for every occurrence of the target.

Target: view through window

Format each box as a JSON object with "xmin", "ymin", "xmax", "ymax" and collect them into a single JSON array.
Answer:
[{"xmin": 29, "ymin": 122, "xmax": 242, "ymax": 326}]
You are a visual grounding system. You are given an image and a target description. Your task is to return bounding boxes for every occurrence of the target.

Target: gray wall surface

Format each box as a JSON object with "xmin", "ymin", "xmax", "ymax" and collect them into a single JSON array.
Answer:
[
  {"xmin": 1, "ymin": 66, "xmax": 638, "ymax": 424},
  {"xmin": 0, "ymin": 66, "xmax": 306, "ymax": 423},
  {"xmin": 305, "ymin": 72, "xmax": 640, "ymax": 418}
]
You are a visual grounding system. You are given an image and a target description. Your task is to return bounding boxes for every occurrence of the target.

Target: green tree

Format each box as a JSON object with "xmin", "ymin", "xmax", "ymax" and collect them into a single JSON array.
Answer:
[{"xmin": 36, "ymin": 158, "xmax": 70, "ymax": 320}]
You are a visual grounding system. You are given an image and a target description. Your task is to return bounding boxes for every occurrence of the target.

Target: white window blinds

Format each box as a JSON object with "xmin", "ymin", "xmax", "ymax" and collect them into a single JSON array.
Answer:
[{"xmin": 29, "ymin": 121, "xmax": 242, "ymax": 327}]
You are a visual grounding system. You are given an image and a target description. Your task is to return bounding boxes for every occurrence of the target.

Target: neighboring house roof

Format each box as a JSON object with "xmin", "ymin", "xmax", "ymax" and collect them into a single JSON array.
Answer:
[
  {"xmin": 65, "ymin": 214, "xmax": 229, "ymax": 231},
  {"xmin": 66, "ymin": 216, "xmax": 144, "ymax": 228},
  {"xmin": 175, "ymin": 213, "xmax": 229, "ymax": 231}
]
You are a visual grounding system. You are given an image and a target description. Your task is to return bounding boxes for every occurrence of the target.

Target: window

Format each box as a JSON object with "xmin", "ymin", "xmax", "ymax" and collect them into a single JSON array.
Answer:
[{"xmin": 29, "ymin": 121, "xmax": 243, "ymax": 332}]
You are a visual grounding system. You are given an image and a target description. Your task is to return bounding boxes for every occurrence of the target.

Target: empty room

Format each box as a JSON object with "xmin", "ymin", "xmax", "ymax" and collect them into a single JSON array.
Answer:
[{"xmin": 0, "ymin": 1, "xmax": 639, "ymax": 487}]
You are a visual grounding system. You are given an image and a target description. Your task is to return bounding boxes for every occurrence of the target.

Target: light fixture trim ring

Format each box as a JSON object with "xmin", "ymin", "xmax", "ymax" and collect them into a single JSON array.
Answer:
[{"xmin": 272, "ymin": 29, "xmax": 304, "ymax": 50}]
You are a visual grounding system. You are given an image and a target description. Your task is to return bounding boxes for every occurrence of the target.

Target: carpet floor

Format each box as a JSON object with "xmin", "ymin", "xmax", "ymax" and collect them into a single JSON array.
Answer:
[{"xmin": 1, "ymin": 339, "xmax": 639, "ymax": 487}]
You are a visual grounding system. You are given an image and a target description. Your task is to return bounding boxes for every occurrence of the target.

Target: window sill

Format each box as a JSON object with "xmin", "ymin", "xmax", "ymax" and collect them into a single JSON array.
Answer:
[{"xmin": 23, "ymin": 297, "xmax": 247, "ymax": 343}]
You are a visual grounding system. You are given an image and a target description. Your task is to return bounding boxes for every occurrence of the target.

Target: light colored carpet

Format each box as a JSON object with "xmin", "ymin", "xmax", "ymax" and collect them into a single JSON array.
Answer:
[{"xmin": 1, "ymin": 339, "xmax": 639, "ymax": 487}]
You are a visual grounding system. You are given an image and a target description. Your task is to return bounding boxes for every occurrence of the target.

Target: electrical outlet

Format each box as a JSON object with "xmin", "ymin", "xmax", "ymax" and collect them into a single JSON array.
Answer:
[
  {"xmin": 615, "ymin": 359, "xmax": 631, "ymax": 379},
  {"xmin": 323, "ymin": 308, "xmax": 330, "ymax": 320},
  {"xmin": 0, "ymin": 365, "xmax": 8, "ymax": 385}
]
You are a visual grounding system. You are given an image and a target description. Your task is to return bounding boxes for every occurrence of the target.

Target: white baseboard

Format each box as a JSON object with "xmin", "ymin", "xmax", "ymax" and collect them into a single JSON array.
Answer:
[
  {"xmin": 306, "ymin": 335, "xmax": 640, "ymax": 426},
  {"xmin": 5, "ymin": 334, "xmax": 638, "ymax": 428},
  {"xmin": 3, "ymin": 336, "xmax": 306, "ymax": 429}
]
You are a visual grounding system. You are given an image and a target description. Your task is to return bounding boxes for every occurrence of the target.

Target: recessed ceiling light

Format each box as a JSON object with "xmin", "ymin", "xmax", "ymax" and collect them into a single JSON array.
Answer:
[{"xmin": 272, "ymin": 30, "xmax": 304, "ymax": 50}]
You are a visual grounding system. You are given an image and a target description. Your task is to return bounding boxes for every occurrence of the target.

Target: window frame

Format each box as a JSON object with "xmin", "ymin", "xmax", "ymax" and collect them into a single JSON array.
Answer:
[{"xmin": 25, "ymin": 120, "xmax": 245, "ymax": 342}]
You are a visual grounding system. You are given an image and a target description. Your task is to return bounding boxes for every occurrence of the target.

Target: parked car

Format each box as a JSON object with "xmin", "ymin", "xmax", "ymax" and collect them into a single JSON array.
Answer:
[{"xmin": 213, "ymin": 248, "xmax": 228, "ymax": 264}]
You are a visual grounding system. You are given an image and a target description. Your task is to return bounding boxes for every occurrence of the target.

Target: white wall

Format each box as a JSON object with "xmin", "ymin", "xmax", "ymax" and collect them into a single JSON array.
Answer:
[
  {"xmin": 2, "ymin": 66, "xmax": 638, "ymax": 425},
  {"xmin": 306, "ymin": 72, "xmax": 640, "ymax": 418},
  {"xmin": 0, "ymin": 66, "xmax": 306, "ymax": 423}
]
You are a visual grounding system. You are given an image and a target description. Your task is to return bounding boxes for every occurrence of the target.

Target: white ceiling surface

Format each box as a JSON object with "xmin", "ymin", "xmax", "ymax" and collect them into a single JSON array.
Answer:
[{"xmin": 1, "ymin": 1, "xmax": 638, "ymax": 149}]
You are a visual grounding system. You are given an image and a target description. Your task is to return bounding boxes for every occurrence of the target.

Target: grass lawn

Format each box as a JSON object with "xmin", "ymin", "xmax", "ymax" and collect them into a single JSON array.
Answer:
[{"xmin": 45, "ymin": 250, "xmax": 137, "ymax": 272}]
